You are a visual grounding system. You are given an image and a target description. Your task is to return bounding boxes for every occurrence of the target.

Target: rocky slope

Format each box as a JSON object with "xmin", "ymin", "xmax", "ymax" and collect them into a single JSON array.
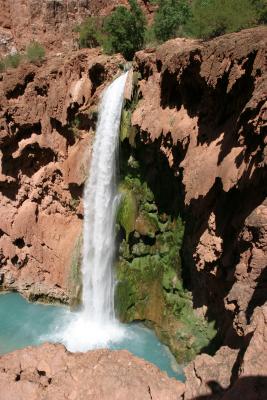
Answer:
[
  {"xmin": 0, "ymin": 48, "xmax": 124, "ymax": 303},
  {"xmin": 0, "ymin": 0, "xmax": 154, "ymax": 57},
  {"xmin": 0, "ymin": 343, "xmax": 184, "ymax": 400},
  {"xmin": 127, "ymin": 26, "xmax": 267, "ymax": 397}
]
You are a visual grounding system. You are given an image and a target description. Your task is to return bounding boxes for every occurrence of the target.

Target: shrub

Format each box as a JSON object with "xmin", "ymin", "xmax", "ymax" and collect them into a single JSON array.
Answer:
[
  {"xmin": 75, "ymin": 16, "xmax": 105, "ymax": 48},
  {"xmin": 103, "ymin": 0, "xmax": 146, "ymax": 60},
  {"xmin": 5, "ymin": 53, "xmax": 22, "ymax": 69},
  {"xmin": 26, "ymin": 41, "xmax": 45, "ymax": 64},
  {"xmin": 144, "ymin": 26, "xmax": 157, "ymax": 46},
  {"xmin": 186, "ymin": 0, "xmax": 259, "ymax": 39},
  {"xmin": 153, "ymin": 0, "xmax": 192, "ymax": 42},
  {"xmin": 0, "ymin": 59, "xmax": 6, "ymax": 73},
  {"xmin": 252, "ymin": 0, "xmax": 267, "ymax": 23}
]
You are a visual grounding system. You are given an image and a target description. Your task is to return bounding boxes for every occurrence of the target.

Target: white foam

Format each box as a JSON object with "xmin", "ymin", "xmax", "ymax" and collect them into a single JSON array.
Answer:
[{"xmin": 52, "ymin": 310, "xmax": 126, "ymax": 352}]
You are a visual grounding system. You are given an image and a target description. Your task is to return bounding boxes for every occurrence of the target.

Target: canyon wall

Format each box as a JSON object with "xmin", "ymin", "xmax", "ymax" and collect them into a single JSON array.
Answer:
[
  {"xmin": 0, "ymin": 48, "xmax": 124, "ymax": 302},
  {"xmin": 0, "ymin": 0, "xmax": 154, "ymax": 57},
  {"xmin": 130, "ymin": 26, "xmax": 267, "ymax": 397}
]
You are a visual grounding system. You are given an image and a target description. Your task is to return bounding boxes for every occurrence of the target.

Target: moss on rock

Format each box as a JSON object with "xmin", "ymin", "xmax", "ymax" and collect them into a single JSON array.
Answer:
[
  {"xmin": 117, "ymin": 186, "xmax": 137, "ymax": 240},
  {"xmin": 69, "ymin": 235, "xmax": 83, "ymax": 308},
  {"xmin": 120, "ymin": 109, "xmax": 136, "ymax": 144},
  {"xmin": 116, "ymin": 81, "xmax": 216, "ymax": 363},
  {"xmin": 115, "ymin": 158, "xmax": 216, "ymax": 363}
]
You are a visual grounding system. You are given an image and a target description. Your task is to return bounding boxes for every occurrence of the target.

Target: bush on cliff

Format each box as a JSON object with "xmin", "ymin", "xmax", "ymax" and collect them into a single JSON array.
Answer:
[
  {"xmin": 186, "ymin": 0, "xmax": 259, "ymax": 39},
  {"xmin": 0, "ymin": 53, "xmax": 22, "ymax": 72},
  {"xmin": 4, "ymin": 53, "xmax": 22, "ymax": 69},
  {"xmin": 26, "ymin": 41, "xmax": 45, "ymax": 64},
  {"xmin": 75, "ymin": 17, "xmax": 104, "ymax": 49},
  {"xmin": 153, "ymin": 0, "xmax": 192, "ymax": 42},
  {"xmin": 0, "ymin": 59, "xmax": 5, "ymax": 72},
  {"xmin": 252, "ymin": 0, "xmax": 267, "ymax": 23},
  {"xmin": 103, "ymin": 0, "xmax": 146, "ymax": 60}
]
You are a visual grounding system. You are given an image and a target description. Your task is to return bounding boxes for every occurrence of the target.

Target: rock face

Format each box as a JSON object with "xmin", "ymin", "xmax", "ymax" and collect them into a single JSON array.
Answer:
[
  {"xmin": 0, "ymin": 343, "xmax": 184, "ymax": 400},
  {"xmin": 184, "ymin": 304, "xmax": 267, "ymax": 400},
  {"xmin": 0, "ymin": 49, "xmax": 124, "ymax": 302},
  {"xmin": 129, "ymin": 26, "xmax": 267, "ymax": 397},
  {"xmin": 0, "ymin": 0, "xmax": 154, "ymax": 57}
]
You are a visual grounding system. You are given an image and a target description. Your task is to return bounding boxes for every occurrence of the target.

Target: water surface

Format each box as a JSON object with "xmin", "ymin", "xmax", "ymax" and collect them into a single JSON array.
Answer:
[{"xmin": 0, "ymin": 293, "xmax": 184, "ymax": 381}]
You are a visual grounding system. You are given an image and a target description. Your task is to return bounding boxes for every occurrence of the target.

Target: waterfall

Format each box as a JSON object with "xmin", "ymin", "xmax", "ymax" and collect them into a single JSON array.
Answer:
[
  {"xmin": 82, "ymin": 72, "xmax": 128, "ymax": 323},
  {"xmin": 58, "ymin": 73, "xmax": 128, "ymax": 350},
  {"xmin": 41, "ymin": 73, "xmax": 183, "ymax": 382}
]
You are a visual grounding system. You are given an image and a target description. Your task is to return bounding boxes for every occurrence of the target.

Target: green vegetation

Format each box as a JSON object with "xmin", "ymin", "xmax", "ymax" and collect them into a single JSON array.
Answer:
[
  {"xmin": 0, "ymin": 59, "xmax": 5, "ymax": 73},
  {"xmin": 70, "ymin": 116, "xmax": 82, "ymax": 140},
  {"xmin": 117, "ymin": 185, "xmax": 137, "ymax": 240},
  {"xmin": 26, "ymin": 41, "xmax": 45, "ymax": 64},
  {"xmin": 153, "ymin": 0, "xmax": 191, "ymax": 42},
  {"xmin": 75, "ymin": 0, "xmax": 145, "ymax": 60},
  {"xmin": 75, "ymin": 16, "xmax": 104, "ymax": 48},
  {"xmin": 4, "ymin": 53, "xmax": 22, "ymax": 69},
  {"xmin": 0, "ymin": 41, "xmax": 45, "ymax": 73},
  {"xmin": 69, "ymin": 236, "xmax": 83, "ymax": 307},
  {"xmin": 104, "ymin": 0, "xmax": 146, "ymax": 60},
  {"xmin": 187, "ymin": 0, "xmax": 259, "ymax": 39},
  {"xmin": 150, "ymin": 0, "xmax": 264, "ymax": 42},
  {"xmin": 115, "ymin": 150, "xmax": 216, "ymax": 362},
  {"xmin": 75, "ymin": 0, "xmax": 265, "ymax": 57},
  {"xmin": 252, "ymin": 0, "xmax": 267, "ymax": 22}
]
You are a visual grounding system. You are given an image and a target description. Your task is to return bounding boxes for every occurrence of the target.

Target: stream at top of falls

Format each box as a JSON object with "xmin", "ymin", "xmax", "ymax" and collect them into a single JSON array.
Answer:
[{"xmin": 0, "ymin": 73, "xmax": 184, "ymax": 381}]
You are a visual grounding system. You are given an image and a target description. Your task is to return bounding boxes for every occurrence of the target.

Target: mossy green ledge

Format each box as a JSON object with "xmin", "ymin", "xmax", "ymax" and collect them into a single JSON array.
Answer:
[{"xmin": 116, "ymin": 94, "xmax": 216, "ymax": 362}]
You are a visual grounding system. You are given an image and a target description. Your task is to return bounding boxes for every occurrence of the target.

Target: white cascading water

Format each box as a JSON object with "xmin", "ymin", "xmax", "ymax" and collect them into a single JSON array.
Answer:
[
  {"xmin": 82, "ymin": 72, "xmax": 128, "ymax": 322},
  {"xmin": 58, "ymin": 73, "xmax": 128, "ymax": 351}
]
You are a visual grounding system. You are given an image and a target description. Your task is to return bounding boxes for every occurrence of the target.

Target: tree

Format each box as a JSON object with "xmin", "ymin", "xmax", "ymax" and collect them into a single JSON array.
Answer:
[
  {"xmin": 186, "ymin": 0, "xmax": 259, "ymax": 39},
  {"xmin": 153, "ymin": 0, "xmax": 192, "ymax": 42},
  {"xmin": 104, "ymin": 0, "xmax": 146, "ymax": 60}
]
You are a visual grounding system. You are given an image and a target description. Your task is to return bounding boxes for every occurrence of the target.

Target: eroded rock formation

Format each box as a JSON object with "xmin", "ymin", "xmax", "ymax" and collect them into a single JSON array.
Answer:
[
  {"xmin": 0, "ymin": 48, "xmax": 124, "ymax": 302},
  {"xmin": 0, "ymin": 0, "xmax": 154, "ymax": 57},
  {"xmin": 129, "ymin": 26, "xmax": 267, "ymax": 397},
  {"xmin": 0, "ymin": 343, "xmax": 185, "ymax": 400}
]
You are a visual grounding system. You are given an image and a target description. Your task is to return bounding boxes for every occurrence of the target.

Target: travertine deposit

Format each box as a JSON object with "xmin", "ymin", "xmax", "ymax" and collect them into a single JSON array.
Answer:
[
  {"xmin": 131, "ymin": 26, "xmax": 267, "ymax": 397},
  {"xmin": 0, "ymin": 343, "xmax": 185, "ymax": 400},
  {"xmin": 0, "ymin": 48, "xmax": 124, "ymax": 303}
]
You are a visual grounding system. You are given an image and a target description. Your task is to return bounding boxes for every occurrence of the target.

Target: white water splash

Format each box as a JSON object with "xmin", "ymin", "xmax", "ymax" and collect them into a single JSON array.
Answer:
[{"xmin": 55, "ymin": 73, "xmax": 128, "ymax": 351}]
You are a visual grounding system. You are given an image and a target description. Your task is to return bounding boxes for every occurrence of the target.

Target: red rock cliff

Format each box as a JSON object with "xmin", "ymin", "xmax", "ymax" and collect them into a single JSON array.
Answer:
[
  {"xmin": 0, "ymin": 49, "xmax": 124, "ymax": 303},
  {"xmin": 132, "ymin": 26, "xmax": 267, "ymax": 398},
  {"xmin": 0, "ymin": 0, "xmax": 153, "ymax": 56}
]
